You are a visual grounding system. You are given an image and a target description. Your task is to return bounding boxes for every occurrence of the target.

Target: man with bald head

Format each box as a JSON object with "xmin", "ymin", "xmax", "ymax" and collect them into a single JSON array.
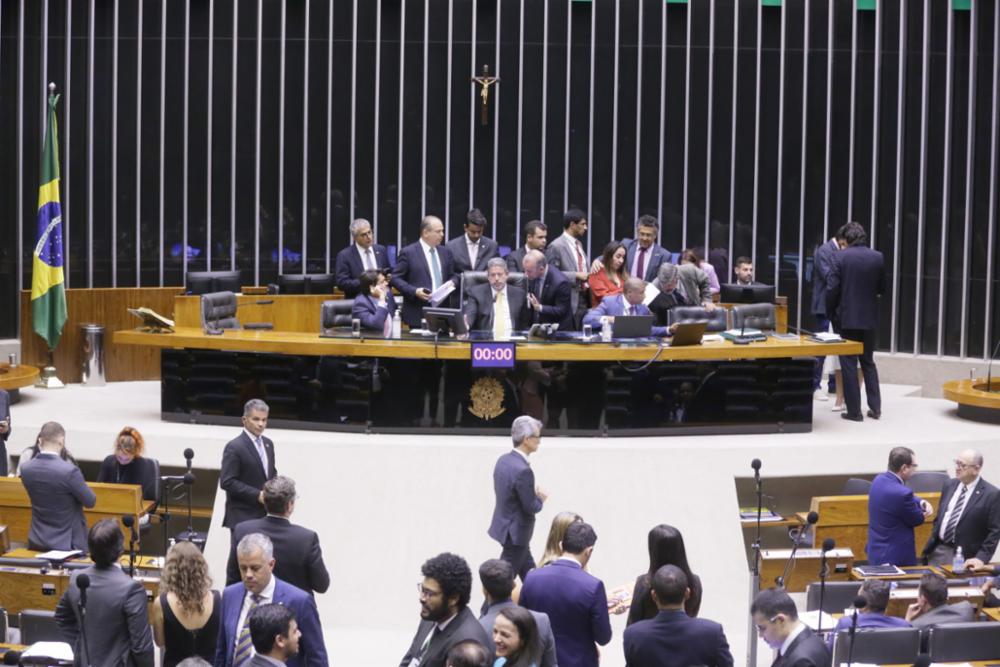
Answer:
[
  {"xmin": 583, "ymin": 277, "xmax": 670, "ymax": 337},
  {"xmin": 391, "ymin": 216, "xmax": 459, "ymax": 327},
  {"xmin": 922, "ymin": 449, "xmax": 1000, "ymax": 568}
]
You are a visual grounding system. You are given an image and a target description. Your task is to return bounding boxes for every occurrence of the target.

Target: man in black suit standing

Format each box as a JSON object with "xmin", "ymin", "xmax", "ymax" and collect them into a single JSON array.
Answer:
[
  {"xmin": 826, "ymin": 221, "xmax": 885, "ymax": 422},
  {"xmin": 750, "ymin": 588, "xmax": 829, "ymax": 667},
  {"xmin": 488, "ymin": 416, "xmax": 548, "ymax": 583},
  {"xmin": 622, "ymin": 215, "xmax": 671, "ymax": 283},
  {"xmin": 922, "ymin": 449, "xmax": 1000, "ymax": 568},
  {"xmin": 226, "ymin": 476, "xmax": 330, "ymax": 595},
  {"xmin": 623, "ymin": 565, "xmax": 733, "ymax": 667},
  {"xmin": 334, "ymin": 218, "xmax": 391, "ymax": 297},
  {"xmin": 464, "ymin": 258, "xmax": 530, "ymax": 336},
  {"xmin": 447, "ymin": 208, "xmax": 500, "ymax": 275},
  {"xmin": 220, "ymin": 399, "xmax": 277, "ymax": 533},
  {"xmin": 522, "ymin": 250, "xmax": 574, "ymax": 332},
  {"xmin": 391, "ymin": 215, "xmax": 459, "ymax": 327},
  {"xmin": 506, "ymin": 220, "xmax": 548, "ymax": 273},
  {"xmin": 0, "ymin": 387, "xmax": 10, "ymax": 476},
  {"xmin": 399, "ymin": 553, "xmax": 490, "ymax": 667}
]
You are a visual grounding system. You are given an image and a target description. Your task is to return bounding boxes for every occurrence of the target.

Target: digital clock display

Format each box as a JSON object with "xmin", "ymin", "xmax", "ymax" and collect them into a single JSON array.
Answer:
[{"xmin": 470, "ymin": 342, "xmax": 517, "ymax": 369}]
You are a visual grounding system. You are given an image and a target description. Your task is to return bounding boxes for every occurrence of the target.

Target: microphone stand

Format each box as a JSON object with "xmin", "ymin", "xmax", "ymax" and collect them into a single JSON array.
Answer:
[
  {"xmin": 746, "ymin": 463, "xmax": 764, "ymax": 667},
  {"xmin": 77, "ymin": 584, "xmax": 92, "ymax": 667},
  {"xmin": 126, "ymin": 522, "xmax": 138, "ymax": 577},
  {"xmin": 817, "ymin": 543, "xmax": 832, "ymax": 634},
  {"xmin": 845, "ymin": 605, "xmax": 860, "ymax": 667},
  {"xmin": 776, "ymin": 522, "xmax": 809, "ymax": 589}
]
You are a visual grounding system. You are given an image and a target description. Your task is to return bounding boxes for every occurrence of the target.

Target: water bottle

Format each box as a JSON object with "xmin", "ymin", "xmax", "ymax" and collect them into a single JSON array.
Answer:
[
  {"xmin": 953, "ymin": 546, "xmax": 965, "ymax": 574},
  {"xmin": 600, "ymin": 316, "xmax": 612, "ymax": 342},
  {"xmin": 392, "ymin": 310, "xmax": 402, "ymax": 339}
]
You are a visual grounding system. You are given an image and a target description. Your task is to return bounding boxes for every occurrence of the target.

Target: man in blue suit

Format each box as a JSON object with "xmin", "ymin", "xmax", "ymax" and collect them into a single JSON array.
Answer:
[
  {"xmin": 583, "ymin": 278, "xmax": 670, "ymax": 337},
  {"xmin": 623, "ymin": 565, "xmax": 733, "ymax": 667},
  {"xmin": 0, "ymin": 387, "xmax": 10, "ymax": 476},
  {"xmin": 334, "ymin": 218, "xmax": 391, "ymax": 298},
  {"xmin": 391, "ymin": 215, "xmax": 459, "ymax": 328},
  {"xmin": 215, "ymin": 533, "xmax": 328, "ymax": 667},
  {"xmin": 811, "ymin": 232, "xmax": 842, "ymax": 399},
  {"xmin": 519, "ymin": 522, "xmax": 612, "ymax": 667},
  {"xmin": 826, "ymin": 221, "xmax": 885, "ymax": 421},
  {"xmin": 622, "ymin": 215, "xmax": 671, "ymax": 283},
  {"xmin": 488, "ymin": 416, "xmax": 548, "ymax": 582},
  {"xmin": 522, "ymin": 250, "xmax": 574, "ymax": 331},
  {"xmin": 867, "ymin": 447, "xmax": 933, "ymax": 566},
  {"xmin": 825, "ymin": 579, "xmax": 910, "ymax": 649}
]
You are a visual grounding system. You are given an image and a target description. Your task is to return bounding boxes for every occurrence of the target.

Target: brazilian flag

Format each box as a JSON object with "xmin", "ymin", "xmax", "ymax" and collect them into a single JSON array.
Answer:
[{"xmin": 31, "ymin": 89, "xmax": 67, "ymax": 352}]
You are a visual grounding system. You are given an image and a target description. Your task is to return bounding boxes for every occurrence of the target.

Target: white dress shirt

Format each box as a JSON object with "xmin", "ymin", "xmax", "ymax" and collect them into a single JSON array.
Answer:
[
  {"xmin": 244, "ymin": 429, "xmax": 269, "ymax": 475},
  {"xmin": 938, "ymin": 476, "xmax": 981, "ymax": 541},
  {"xmin": 234, "ymin": 575, "xmax": 277, "ymax": 658},
  {"xmin": 356, "ymin": 243, "xmax": 377, "ymax": 271},
  {"xmin": 778, "ymin": 621, "xmax": 807, "ymax": 658},
  {"xmin": 466, "ymin": 234, "xmax": 480, "ymax": 269}
]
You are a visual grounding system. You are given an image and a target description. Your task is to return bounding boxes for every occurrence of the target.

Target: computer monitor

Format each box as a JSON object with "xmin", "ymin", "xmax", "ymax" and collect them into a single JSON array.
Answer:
[
  {"xmin": 719, "ymin": 283, "xmax": 775, "ymax": 304},
  {"xmin": 422, "ymin": 307, "xmax": 468, "ymax": 336},
  {"xmin": 186, "ymin": 270, "xmax": 243, "ymax": 295}
]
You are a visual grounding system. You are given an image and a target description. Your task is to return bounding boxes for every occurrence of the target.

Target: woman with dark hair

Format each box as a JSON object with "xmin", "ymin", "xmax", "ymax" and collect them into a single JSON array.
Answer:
[
  {"xmin": 151, "ymin": 541, "xmax": 221, "ymax": 666},
  {"xmin": 626, "ymin": 524, "xmax": 702, "ymax": 625},
  {"xmin": 351, "ymin": 268, "xmax": 397, "ymax": 333},
  {"xmin": 680, "ymin": 248, "xmax": 720, "ymax": 294},
  {"xmin": 97, "ymin": 426, "xmax": 159, "ymax": 506},
  {"xmin": 589, "ymin": 242, "xmax": 629, "ymax": 307},
  {"xmin": 493, "ymin": 606, "xmax": 542, "ymax": 667}
]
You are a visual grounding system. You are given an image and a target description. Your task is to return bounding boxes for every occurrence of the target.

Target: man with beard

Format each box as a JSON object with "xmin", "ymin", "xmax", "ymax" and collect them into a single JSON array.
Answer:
[{"xmin": 399, "ymin": 553, "xmax": 490, "ymax": 667}]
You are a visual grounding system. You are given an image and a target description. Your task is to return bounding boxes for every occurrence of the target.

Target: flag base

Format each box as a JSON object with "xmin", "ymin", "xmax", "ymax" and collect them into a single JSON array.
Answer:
[{"xmin": 34, "ymin": 365, "xmax": 65, "ymax": 389}]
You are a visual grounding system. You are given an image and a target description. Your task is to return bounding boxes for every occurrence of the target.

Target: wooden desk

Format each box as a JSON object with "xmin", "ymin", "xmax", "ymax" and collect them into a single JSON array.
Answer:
[
  {"xmin": 0, "ymin": 477, "xmax": 154, "ymax": 545},
  {"xmin": 0, "ymin": 364, "xmax": 39, "ymax": 391},
  {"xmin": 760, "ymin": 548, "xmax": 855, "ymax": 592},
  {"xmin": 886, "ymin": 586, "xmax": 984, "ymax": 618},
  {"xmin": 807, "ymin": 493, "xmax": 940, "ymax": 562},
  {"xmin": 0, "ymin": 564, "xmax": 160, "ymax": 616},
  {"xmin": 943, "ymin": 378, "xmax": 1000, "ymax": 424},
  {"xmin": 850, "ymin": 565, "xmax": 946, "ymax": 581},
  {"xmin": 3, "ymin": 548, "xmax": 162, "ymax": 570},
  {"xmin": 173, "ymin": 294, "xmax": 332, "ymax": 333}
]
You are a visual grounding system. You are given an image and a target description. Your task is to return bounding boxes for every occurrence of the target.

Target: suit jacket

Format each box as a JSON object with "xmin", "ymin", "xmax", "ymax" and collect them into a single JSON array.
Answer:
[
  {"xmin": 488, "ymin": 451, "xmax": 543, "ymax": 547},
  {"xmin": 545, "ymin": 233, "xmax": 588, "ymax": 312},
  {"xmin": 772, "ymin": 626, "xmax": 829, "ymax": 667},
  {"xmin": 909, "ymin": 601, "xmax": 976, "ymax": 628},
  {"xmin": 623, "ymin": 609, "xmax": 733, "ymax": 667},
  {"xmin": 247, "ymin": 656, "xmax": 281, "ymax": 667},
  {"xmin": 583, "ymin": 295, "xmax": 669, "ymax": 337},
  {"xmin": 21, "ymin": 453, "xmax": 97, "ymax": 551},
  {"xmin": 923, "ymin": 476, "xmax": 1000, "ymax": 563},
  {"xmin": 480, "ymin": 600, "xmax": 557, "ymax": 667},
  {"xmin": 647, "ymin": 290, "xmax": 692, "ymax": 327},
  {"xmin": 811, "ymin": 239, "xmax": 838, "ymax": 316},
  {"xmin": 334, "ymin": 242, "xmax": 390, "ymax": 298},
  {"xmin": 0, "ymin": 388, "xmax": 9, "ymax": 476},
  {"xmin": 220, "ymin": 432, "xmax": 277, "ymax": 529},
  {"xmin": 826, "ymin": 244, "xmax": 884, "ymax": 331},
  {"xmin": 446, "ymin": 234, "xmax": 500, "ymax": 274},
  {"xmin": 398, "ymin": 606, "xmax": 490, "ymax": 667},
  {"xmin": 623, "ymin": 240, "xmax": 671, "ymax": 283},
  {"xmin": 55, "ymin": 565, "xmax": 155, "ymax": 667},
  {"xmin": 867, "ymin": 471, "xmax": 925, "ymax": 566},
  {"xmin": 506, "ymin": 246, "xmax": 529, "ymax": 273},
  {"xmin": 391, "ymin": 241, "xmax": 459, "ymax": 327},
  {"xmin": 351, "ymin": 292, "xmax": 397, "ymax": 333},
  {"xmin": 677, "ymin": 263, "xmax": 711, "ymax": 306},
  {"xmin": 215, "ymin": 577, "xmax": 328, "ymax": 667},
  {"xmin": 827, "ymin": 612, "xmax": 910, "ymax": 649},
  {"xmin": 526, "ymin": 267, "xmax": 575, "ymax": 331},
  {"xmin": 519, "ymin": 559, "xmax": 612, "ymax": 667},
  {"xmin": 226, "ymin": 515, "xmax": 330, "ymax": 595},
  {"xmin": 464, "ymin": 284, "xmax": 530, "ymax": 333}
]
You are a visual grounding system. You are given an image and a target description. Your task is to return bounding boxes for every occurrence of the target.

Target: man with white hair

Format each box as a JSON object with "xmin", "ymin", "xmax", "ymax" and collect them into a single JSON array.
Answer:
[
  {"xmin": 215, "ymin": 533, "xmax": 328, "ymax": 667},
  {"xmin": 221, "ymin": 399, "xmax": 278, "ymax": 533},
  {"xmin": 488, "ymin": 416, "xmax": 549, "ymax": 582},
  {"xmin": 334, "ymin": 217, "xmax": 391, "ymax": 297}
]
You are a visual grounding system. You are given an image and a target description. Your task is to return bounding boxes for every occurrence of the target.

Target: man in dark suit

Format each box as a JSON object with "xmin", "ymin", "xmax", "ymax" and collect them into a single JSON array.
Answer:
[
  {"xmin": 247, "ymin": 603, "xmax": 301, "ymax": 666},
  {"xmin": 226, "ymin": 476, "xmax": 330, "ymax": 595},
  {"xmin": 478, "ymin": 559, "xmax": 557, "ymax": 667},
  {"xmin": 826, "ymin": 221, "xmax": 885, "ymax": 421},
  {"xmin": 220, "ymin": 399, "xmax": 278, "ymax": 533},
  {"xmin": 811, "ymin": 233, "xmax": 842, "ymax": 398},
  {"xmin": 648, "ymin": 263, "xmax": 693, "ymax": 327},
  {"xmin": 583, "ymin": 278, "xmax": 670, "ymax": 337},
  {"xmin": 506, "ymin": 220, "xmax": 548, "ymax": 272},
  {"xmin": 20, "ymin": 421, "xmax": 96, "ymax": 551},
  {"xmin": 622, "ymin": 215, "xmax": 671, "ymax": 283},
  {"xmin": 868, "ymin": 446, "xmax": 933, "ymax": 566},
  {"xmin": 0, "ymin": 387, "xmax": 10, "ymax": 476},
  {"xmin": 391, "ymin": 215, "xmax": 460, "ymax": 327},
  {"xmin": 447, "ymin": 208, "xmax": 500, "ymax": 275},
  {"xmin": 487, "ymin": 416, "xmax": 548, "ymax": 582},
  {"xmin": 334, "ymin": 217, "xmax": 391, "ymax": 297},
  {"xmin": 216, "ymin": 533, "xmax": 328, "ymax": 667},
  {"xmin": 522, "ymin": 250, "xmax": 574, "ymax": 331},
  {"xmin": 922, "ymin": 449, "xmax": 1000, "ymax": 568},
  {"xmin": 545, "ymin": 208, "xmax": 591, "ymax": 326},
  {"xmin": 55, "ymin": 519, "xmax": 154, "ymax": 667},
  {"xmin": 399, "ymin": 552, "xmax": 490, "ymax": 667},
  {"xmin": 826, "ymin": 579, "xmax": 910, "ymax": 649},
  {"xmin": 905, "ymin": 572, "xmax": 976, "ymax": 628},
  {"xmin": 519, "ymin": 522, "xmax": 612, "ymax": 667},
  {"xmin": 750, "ymin": 588, "xmax": 829, "ymax": 667},
  {"xmin": 623, "ymin": 565, "xmax": 732, "ymax": 667},
  {"xmin": 464, "ymin": 259, "xmax": 530, "ymax": 336}
]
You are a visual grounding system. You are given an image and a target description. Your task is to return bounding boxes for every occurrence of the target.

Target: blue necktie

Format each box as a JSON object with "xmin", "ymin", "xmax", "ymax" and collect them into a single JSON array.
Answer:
[{"xmin": 429, "ymin": 248, "xmax": 443, "ymax": 289}]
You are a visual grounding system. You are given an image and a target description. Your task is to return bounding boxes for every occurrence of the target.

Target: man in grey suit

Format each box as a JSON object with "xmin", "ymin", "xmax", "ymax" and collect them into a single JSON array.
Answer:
[
  {"xmin": 248, "ymin": 603, "xmax": 301, "ymax": 665},
  {"xmin": 545, "ymin": 208, "xmax": 591, "ymax": 327},
  {"xmin": 447, "ymin": 208, "xmax": 500, "ymax": 275},
  {"xmin": 20, "ymin": 421, "xmax": 96, "ymax": 551},
  {"xmin": 488, "ymin": 416, "xmax": 548, "ymax": 582},
  {"xmin": 506, "ymin": 220, "xmax": 548, "ymax": 272},
  {"xmin": 905, "ymin": 572, "xmax": 976, "ymax": 628},
  {"xmin": 55, "ymin": 519, "xmax": 155, "ymax": 667},
  {"xmin": 478, "ymin": 559, "xmax": 557, "ymax": 667},
  {"xmin": 464, "ymin": 258, "xmax": 530, "ymax": 335}
]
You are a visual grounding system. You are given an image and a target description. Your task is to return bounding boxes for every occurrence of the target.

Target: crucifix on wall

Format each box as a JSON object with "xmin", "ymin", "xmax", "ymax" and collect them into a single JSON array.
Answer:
[{"xmin": 471, "ymin": 64, "xmax": 500, "ymax": 126}]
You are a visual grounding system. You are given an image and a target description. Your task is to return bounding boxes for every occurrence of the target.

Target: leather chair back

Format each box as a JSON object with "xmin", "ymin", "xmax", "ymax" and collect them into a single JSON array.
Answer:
[
  {"xmin": 460, "ymin": 271, "xmax": 527, "ymax": 306},
  {"xmin": 842, "ymin": 477, "xmax": 873, "ymax": 495},
  {"xmin": 321, "ymin": 299, "xmax": 356, "ymax": 331},
  {"xmin": 805, "ymin": 581, "xmax": 861, "ymax": 613},
  {"xmin": 200, "ymin": 291, "xmax": 240, "ymax": 330},
  {"xmin": 19, "ymin": 610, "xmax": 61, "ymax": 643},
  {"xmin": 906, "ymin": 471, "xmax": 949, "ymax": 493},
  {"xmin": 732, "ymin": 303, "xmax": 776, "ymax": 331},
  {"xmin": 831, "ymin": 627, "xmax": 921, "ymax": 667},
  {"xmin": 928, "ymin": 622, "xmax": 1000, "ymax": 661},
  {"xmin": 667, "ymin": 306, "xmax": 729, "ymax": 332}
]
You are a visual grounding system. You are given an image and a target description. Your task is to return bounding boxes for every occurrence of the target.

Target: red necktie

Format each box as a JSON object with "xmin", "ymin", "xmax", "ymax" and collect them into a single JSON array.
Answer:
[
  {"xmin": 636, "ymin": 246, "xmax": 647, "ymax": 279},
  {"xmin": 575, "ymin": 242, "xmax": 585, "ymax": 272}
]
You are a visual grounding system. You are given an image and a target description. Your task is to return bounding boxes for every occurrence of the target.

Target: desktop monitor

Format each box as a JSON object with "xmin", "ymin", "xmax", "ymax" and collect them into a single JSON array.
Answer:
[
  {"xmin": 422, "ymin": 307, "xmax": 468, "ymax": 337},
  {"xmin": 719, "ymin": 283, "xmax": 775, "ymax": 304}
]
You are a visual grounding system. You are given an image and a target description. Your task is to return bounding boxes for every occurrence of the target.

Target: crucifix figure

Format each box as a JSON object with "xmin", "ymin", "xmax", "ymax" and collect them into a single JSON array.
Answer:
[{"xmin": 471, "ymin": 64, "xmax": 500, "ymax": 126}]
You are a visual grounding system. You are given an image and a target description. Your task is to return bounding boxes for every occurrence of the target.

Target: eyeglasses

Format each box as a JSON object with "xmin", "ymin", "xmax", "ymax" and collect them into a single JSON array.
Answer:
[
  {"xmin": 754, "ymin": 615, "xmax": 781, "ymax": 634},
  {"xmin": 417, "ymin": 583, "xmax": 443, "ymax": 599},
  {"xmin": 954, "ymin": 460, "xmax": 978, "ymax": 470}
]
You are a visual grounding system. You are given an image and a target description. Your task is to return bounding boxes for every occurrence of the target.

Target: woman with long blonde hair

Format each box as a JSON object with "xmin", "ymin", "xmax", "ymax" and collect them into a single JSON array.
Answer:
[
  {"xmin": 538, "ymin": 511, "xmax": 584, "ymax": 567},
  {"xmin": 151, "ymin": 541, "xmax": 220, "ymax": 666}
]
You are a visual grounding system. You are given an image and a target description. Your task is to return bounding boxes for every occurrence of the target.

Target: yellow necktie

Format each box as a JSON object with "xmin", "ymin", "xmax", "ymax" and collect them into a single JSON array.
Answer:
[{"xmin": 494, "ymin": 291, "xmax": 509, "ymax": 339}]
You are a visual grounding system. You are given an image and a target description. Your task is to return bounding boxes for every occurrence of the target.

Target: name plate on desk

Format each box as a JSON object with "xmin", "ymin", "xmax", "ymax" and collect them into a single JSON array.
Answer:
[{"xmin": 470, "ymin": 342, "xmax": 516, "ymax": 369}]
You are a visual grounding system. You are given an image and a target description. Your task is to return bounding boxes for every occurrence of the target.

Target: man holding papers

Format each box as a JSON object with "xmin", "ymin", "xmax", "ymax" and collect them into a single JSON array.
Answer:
[{"xmin": 391, "ymin": 216, "xmax": 459, "ymax": 328}]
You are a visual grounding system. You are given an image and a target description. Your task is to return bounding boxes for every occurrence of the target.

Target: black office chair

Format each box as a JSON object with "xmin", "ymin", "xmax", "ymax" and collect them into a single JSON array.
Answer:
[
  {"xmin": 928, "ymin": 622, "xmax": 1000, "ymax": 661},
  {"xmin": 278, "ymin": 273, "xmax": 337, "ymax": 295},
  {"xmin": 460, "ymin": 270, "xmax": 527, "ymax": 306},
  {"xmin": 321, "ymin": 299, "xmax": 356, "ymax": 332},
  {"xmin": 731, "ymin": 303, "xmax": 777, "ymax": 331},
  {"xmin": 200, "ymin": 291, "xmax": 241, "ymax": 330},
  {"xmin": 805, "ymin": 581, "xmax": 861, "ymax": 613},
  {"xmin": 667, "ymin": 306, "xmax": 729, "ymax": 332},
  {"xmin": 831, "ymin": 627, "xmax": 922, "ymax": 667},
  {"xmin": 18, "ymin": 610, "xmax": 61, "ymax": 643},
  {"xmin": 906, "ymin": 471, "xmax": 948, "ymax": 493},
  {"xmin": 842, "ymin": 477, "xmax": 873, "ymax": 495}
]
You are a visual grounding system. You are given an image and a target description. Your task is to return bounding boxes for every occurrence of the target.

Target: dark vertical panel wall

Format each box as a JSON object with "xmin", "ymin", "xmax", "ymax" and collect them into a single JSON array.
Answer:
[{"xmin": 2, "ymin": 0, "xmax": 999, "ymax": 362}]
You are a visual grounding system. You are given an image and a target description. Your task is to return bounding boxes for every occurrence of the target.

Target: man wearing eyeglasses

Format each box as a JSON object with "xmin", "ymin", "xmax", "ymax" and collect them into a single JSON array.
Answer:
[
  {"xmin": 921, "ymin": 449, "xmax": 1000, "ymax": 569},
  {"xmin": 867, "ymin": 447, "xmax": 934, "ymax": 567},
  {"xmin": 750, "ymin": 588, "xmax": 828, "ymax": 667}
]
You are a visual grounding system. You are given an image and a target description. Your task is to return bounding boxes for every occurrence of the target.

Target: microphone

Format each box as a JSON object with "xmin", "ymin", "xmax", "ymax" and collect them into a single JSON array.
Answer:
[
  {"xmin": 3, "ymin": 650, "xmax": 21, "ymax": 665},
  {"xmin": 122, "ymin": 515, "xmax": 138, "ymax": 577},
  {"xmin": 751, "ymin": 458, "xmax": 761, "ymax": 483},
  {"xmin": 777, "ymin": 512, "xmax": 818, "ymax": 588},
  {"xmin": 183, "ymin": 472, "xmax": 196, "ymax": 486},
  {"xmin": 986, "ymin": 338, "xmax": 1000, "ymax": 393},
  {"xmin": 76, "ymin": 572, "xmax": 89, "ymax": 607},
  {"xmin": 845, "ymin": 595, "xmax": 866, "ymax": 667},
  {"xmin": 912, "ymin": 655, "xmax": 932, "ymax": 667},
  {"xmin": 183, "ymin": 448, "xmax": 194, "ymax": 472},
  {"xmin": 76, "ymin": 573, "xmax": 93, "ymax": 666},
  {"xmin": 816, "ymin": 537, "xmax": 836, "ymax": 634}
]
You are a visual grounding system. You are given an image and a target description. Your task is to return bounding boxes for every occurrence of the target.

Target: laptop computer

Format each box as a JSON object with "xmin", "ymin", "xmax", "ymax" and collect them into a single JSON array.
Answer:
[
  {"xmin": 611, "ymin": 315, "xmax": 654, "ymax": 339},
  {"xmin": 669, "ymin": 320, "xmax": 707, "ymax": 346}
]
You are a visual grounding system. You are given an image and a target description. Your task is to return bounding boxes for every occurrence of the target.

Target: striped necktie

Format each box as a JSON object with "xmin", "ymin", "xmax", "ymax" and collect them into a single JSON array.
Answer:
[
  {"xmin": 233, "ymin": 593, "xmax": 262, "ymax": 666},
  {"xmin": 943, "ymin": 485, "xmax": 969, "ymax": 544}
]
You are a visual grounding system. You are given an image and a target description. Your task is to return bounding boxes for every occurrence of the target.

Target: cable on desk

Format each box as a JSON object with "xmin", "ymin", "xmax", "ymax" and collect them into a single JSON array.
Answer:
[{"xmin": 614, "ymin": 339, "xmax": 665, "ymax": 373}]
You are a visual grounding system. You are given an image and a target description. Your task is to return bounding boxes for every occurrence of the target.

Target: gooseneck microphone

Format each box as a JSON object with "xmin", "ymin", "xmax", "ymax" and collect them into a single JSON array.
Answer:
[
  {"xmin": 845, "ymin": 595, "xmax": 866, "ymax": 667},
  {"xmin": 122, "ymin": 515, "xmax": 139, "ymax": 577},
  {"xmin": 816, "ymin": 537, "xmax": 835, "ymax": 633},
  {"xmin": 183, "ymin": 447, "xmax": 194, "ymax": 472},
  {"xmin": 751, "ymin": 458, "xmax": 761, "ymax": 483},
  {"xmin": 76, "ymin": 573, "xmax": 93, "ymax": 667},
  {"xmin": 777, "ymin": 511, "xmax": 818, "ymax": 588}
]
